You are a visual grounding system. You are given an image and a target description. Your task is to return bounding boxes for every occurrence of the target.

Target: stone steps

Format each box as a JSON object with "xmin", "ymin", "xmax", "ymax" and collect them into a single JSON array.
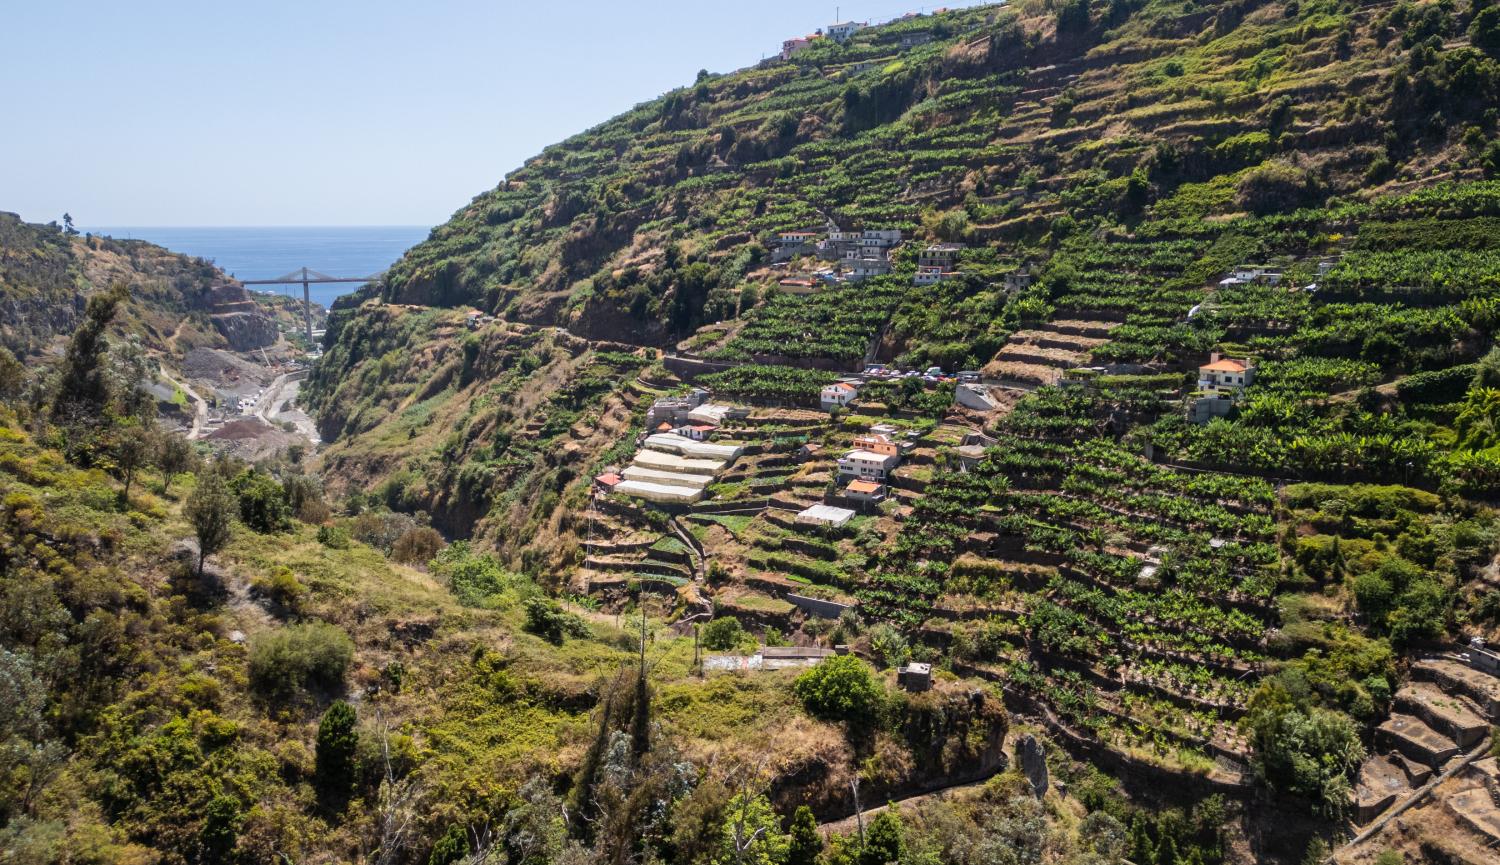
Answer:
[
  {"xmin": 981, "ymin": 359, "xmax": 1063, "ymax": 387},
  {"xmin": 1354, "ymin": 751, "xmax": 1431, "ymax": 824},
  {"xmin": 992, "ymin": 345, "xmax": 1089, "ymax": 369},
  {"xmin": 1396, "ymin": 681, "xmax": 1489, "ymax": 749},
  {"xmin": 1036, "ymin": 318, "xmax": 1121, "ymax": 338},
  {"xmin": 1377, "ymin": 712, "xmax": 1460, "ymax": 771}
]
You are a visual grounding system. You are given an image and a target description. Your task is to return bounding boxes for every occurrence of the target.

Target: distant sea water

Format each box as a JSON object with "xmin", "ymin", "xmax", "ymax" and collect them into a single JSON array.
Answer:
[{"xmin": 85, "ymin": 226, "xmax": 432, "ymax": 308}]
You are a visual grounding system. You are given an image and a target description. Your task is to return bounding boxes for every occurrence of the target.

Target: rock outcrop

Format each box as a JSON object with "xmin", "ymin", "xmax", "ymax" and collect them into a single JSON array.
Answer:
[{"xmin": 207, "ymin": 284, "xmax": 280, "ymax": 351}]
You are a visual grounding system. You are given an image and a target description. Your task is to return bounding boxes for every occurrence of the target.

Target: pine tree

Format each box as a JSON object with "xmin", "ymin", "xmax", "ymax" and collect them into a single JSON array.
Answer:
[
  {"xmin": 858, "ymin": 809, "xmax": 904, "ymax": 865},
  {"xmin": 198, "ymin": 794, "xmax": 240, "ymax": 862},
  {"xmin": 50, "ymin": 283, "xmax": 127, "ymax": 438},
  {"xmin": 186, "ymin": 469, "xmax": 235, "ymax": 575},
  {"xmin": 787, "ymin": 805, "xmax": 823, "ymax": 865},
  {"xmin": 315, "ymin": 700, "xmax": 359, "ymax": 807},
  {"xmin": 1129, "ymin": 814, "xmax": 1156, "ymax": 865}
]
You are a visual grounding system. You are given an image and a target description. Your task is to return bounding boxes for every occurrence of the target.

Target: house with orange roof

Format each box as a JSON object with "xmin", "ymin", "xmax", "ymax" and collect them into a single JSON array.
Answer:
[
  {"xmin": 821, "ymin": 380, "xmax": 860, "ymax": 411},
  {"xmin": 844, "ymin": 478, "xmax": 887, "ymax": 504},
  {"xmin": 672, "ymin": 423, "xmax": 717, "ymax": 442},
  {"xmin": 1198, "ymin": 353, "xmax": 1256, "ymax": 390},
  {"xmin": 1190, "ymin": 353, "xmax": 1256, "ymax": 423}
]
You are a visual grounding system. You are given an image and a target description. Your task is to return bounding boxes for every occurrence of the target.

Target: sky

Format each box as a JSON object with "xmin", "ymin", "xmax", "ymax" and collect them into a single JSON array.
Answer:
[{"xmin": 2, "ymin": 0, "xmax": 986, "ymax": 228}]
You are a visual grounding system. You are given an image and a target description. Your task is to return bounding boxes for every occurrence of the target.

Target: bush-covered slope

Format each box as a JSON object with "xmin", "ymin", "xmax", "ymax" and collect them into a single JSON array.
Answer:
[{"xmin": 0, "ymin": 211, "xmax": 285, "ymax": 361}]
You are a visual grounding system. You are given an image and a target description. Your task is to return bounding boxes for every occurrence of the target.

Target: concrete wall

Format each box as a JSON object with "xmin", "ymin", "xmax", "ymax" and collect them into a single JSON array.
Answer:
[{"xmin": 786, "ymin": 593, "xmax": 853, "ymax": 619}]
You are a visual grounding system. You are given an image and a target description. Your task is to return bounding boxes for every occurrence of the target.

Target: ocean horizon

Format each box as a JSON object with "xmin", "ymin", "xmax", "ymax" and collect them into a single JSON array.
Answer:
[{"xmin": 85, "ymin": 225, "xmax": 432, "ymax": 308}]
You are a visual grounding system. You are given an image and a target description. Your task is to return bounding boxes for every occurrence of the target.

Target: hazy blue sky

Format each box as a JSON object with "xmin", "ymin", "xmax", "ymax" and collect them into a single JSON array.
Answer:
[{"xmin": 2, "ymin": 0, "xmax": 984, "ymax": 227}]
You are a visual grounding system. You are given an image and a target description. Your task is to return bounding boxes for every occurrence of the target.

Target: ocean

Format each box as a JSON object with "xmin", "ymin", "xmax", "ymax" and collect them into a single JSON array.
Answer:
[{"xmin": 85, "ymin": 225, "xmax": 432, "ymax": 308}]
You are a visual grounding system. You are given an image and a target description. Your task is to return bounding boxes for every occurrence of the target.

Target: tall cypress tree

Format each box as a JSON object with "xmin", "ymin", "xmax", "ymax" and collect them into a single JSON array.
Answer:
[
  {"xmin": 315, "ymin": 700, "xmax": 359, "ymax": 808},
  {"xmin": 787, "ymin": 805, "xmax": 823, "ymax": 865}
]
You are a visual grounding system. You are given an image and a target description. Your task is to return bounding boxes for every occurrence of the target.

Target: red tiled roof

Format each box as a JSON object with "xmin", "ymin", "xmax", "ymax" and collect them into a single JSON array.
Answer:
[
  {"xmin": 1200, "ymin": 359, "xmax": 1249, "ymax": 373},
  {"xmin": 595, "ymin": 473, "xmax": 622, "ymax": 486},
  {"xmin": 847, "ymin": 480, "xmax": 882, "ymax": 494}
]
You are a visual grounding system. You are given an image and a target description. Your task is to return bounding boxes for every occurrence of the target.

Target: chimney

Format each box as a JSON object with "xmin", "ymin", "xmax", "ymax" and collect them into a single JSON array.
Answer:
[{"xmin": 1209, "ymin": 352, "xmax": 1221, "ymax": 363}]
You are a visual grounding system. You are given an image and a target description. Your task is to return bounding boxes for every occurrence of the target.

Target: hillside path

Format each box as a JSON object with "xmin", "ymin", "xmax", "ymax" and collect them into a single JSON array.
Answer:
[{"xmin": 161, "ymin": 368, "xmax": 209, "ymax": 440}]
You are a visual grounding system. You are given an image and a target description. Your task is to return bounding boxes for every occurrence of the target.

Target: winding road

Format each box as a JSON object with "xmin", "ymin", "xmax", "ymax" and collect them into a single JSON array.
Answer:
[{"xmin": 160, "ymin": 369, "xmax": 209, "ymax": 440}]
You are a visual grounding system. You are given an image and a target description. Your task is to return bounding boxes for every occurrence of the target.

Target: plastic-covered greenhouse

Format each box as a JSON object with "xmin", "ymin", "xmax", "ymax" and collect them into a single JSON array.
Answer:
[
  {"xmin": 643, "ymin": 433, "xmax": 743, "ymax": 462},
  {"xmin": 633, "ymin": 449, "xmax": 726, "ymax": 475},
  {"xmin": 622, "ymin": 466, "xmax": 713, "ymax": 487},
  {"xmin": 614, "ymin": 480, "xmax": 705, "ymax": 504}
]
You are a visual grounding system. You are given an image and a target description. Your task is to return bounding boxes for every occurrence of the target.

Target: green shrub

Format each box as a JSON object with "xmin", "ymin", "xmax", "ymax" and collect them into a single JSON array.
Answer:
[
  {"xmin": 251, "ymin": 566, "xmax": 306, "ymax": 615},
  {"xmin": 700, "ymin": 616, "xmax": 747, "ymax": 651},
  {"xmin": 431, "ymin": 542, "xmax": 516, "ymax": 606},
  {"xmin": 522, "ymin": 597, "xmax": 589, "ymax": 645},
  {"xmin": 248, "ymin": 622, "xmax": 354, "ymax": 699},
  {"xmin": 428, "ymin": 825, "xmax": 470, "ymax": 865},
  {"xmin": 793, "ymin": 655, "xmax": 884, "ymax": 724},
  {"xmin": 317, "ymin": 523, "xmax": 351, "ymax": 549},
  {"xmin": 230, "ymin": 469, "xmax": 292, "ymax": 533}
]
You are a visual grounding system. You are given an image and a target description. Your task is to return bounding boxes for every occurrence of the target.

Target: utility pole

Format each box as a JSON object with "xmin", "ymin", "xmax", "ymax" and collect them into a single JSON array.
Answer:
[{"xmin": 301, "ymin": 267, "xmax": 313, "ymax": 344}]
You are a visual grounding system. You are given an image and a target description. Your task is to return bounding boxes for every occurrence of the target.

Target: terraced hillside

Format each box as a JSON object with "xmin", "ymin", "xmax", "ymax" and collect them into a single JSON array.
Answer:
[{"xmin": 291, "ymin": 0, "xmax": 1500, "ymax": 860}]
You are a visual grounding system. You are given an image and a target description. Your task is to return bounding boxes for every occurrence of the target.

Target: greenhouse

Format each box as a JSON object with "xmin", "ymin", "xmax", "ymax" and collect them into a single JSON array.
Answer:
[
  {"xmin": 613, "ymin": 480, "xmax": 705, "ymax": 505},
  {"xmin": 622, "ymin": 466, "xmax": 713, "ymax": 487},
  {"xmin": 644, "ymin": 433, "xmax": 744, "ymax": 461},
  {"xmin": 794, "ymin": 504, "xmax": 856, "ymax": 528},
  {"xmin": 633, "ymin": 448, "xmax": 726, "ymax": 475}
]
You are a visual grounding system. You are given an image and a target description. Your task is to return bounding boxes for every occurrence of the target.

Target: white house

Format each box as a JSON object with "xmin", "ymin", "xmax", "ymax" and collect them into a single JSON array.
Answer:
[
  {"xmin": 918, "ymin": 243, "xmax": 964, "ymax": 269},
  {"xmin": 826, "ymin": 20, "xmax": 868, "ymax": 42},
  {"xmin": 672, "ymin": 423, "xmax": 716, "ymax": 442},
  {"xmin": 821, "ymin": 381, "xmax": 859, "ymax": 410},
  {"xmin": 914, "ymin": 266, "xmax": 951, "ymax": 285},
  {"xmin": 838, "ymin": 449, "xmax": 900, "ymax": 480},
  {"xmin": 1231, "ymin": 266, "xmax": 1283, "ymax": 285},
  {"xmin": 849, "ymin": 256, "xmax": 892, "ymax": 279},
  {"xmin": 860, "ymin": 229, "xmax": 903, "ymax": 247},
  {"xmin": 1198, "ymin": 354, "xmax": 1256, "ymax": 390}
]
